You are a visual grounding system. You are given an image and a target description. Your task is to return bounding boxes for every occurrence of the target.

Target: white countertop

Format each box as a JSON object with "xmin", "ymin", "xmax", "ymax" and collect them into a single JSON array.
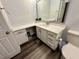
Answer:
[
  {"xmin": 10, "ymin": 22, "xmax": 46, "ymax": 32},
  {"xmin": 10, "ymin": 22, "xmax": 65, "ymax": 33},
  {"xmin": 36, "ymin": 24, "xmax": 65, "ymax": 34},
  {"xmin": 10, "ymin": 22, "xmax": 66, "ymax": 35}
]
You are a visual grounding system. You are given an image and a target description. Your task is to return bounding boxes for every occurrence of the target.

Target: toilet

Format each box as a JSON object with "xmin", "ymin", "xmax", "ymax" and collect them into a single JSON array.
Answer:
[
  {"xmin": 61, "ymin": 30, "xmax": 79, "ymax": 59},
  {"xmin": 62, "ymin": 43, "xmax": 79, "ymax": 59}
]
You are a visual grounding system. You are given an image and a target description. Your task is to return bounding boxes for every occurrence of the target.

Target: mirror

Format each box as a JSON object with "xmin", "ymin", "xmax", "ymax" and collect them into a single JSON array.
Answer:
[{"xmin": 36, "ymin": 0, "xmax": 69, "ymax": 23}]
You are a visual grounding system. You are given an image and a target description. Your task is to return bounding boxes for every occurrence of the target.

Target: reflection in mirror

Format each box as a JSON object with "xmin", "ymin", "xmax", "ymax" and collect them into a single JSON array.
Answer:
[{"xmin": 36, "ymin": 0, "xmax": 69, "ymax": 23}]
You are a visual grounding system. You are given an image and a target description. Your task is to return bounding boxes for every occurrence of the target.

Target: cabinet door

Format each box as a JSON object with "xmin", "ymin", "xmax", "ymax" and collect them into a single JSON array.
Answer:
[
  {"xmin": 41, "ymin": 29, "xmax": 47, "ymax": 44},
  {"xmin": 14, "ymin": 29, "xmax": 28, "ymax": 45},
  {"xmin": 36, "ymin": 27, "xmax": 41, "ymax": 39}
]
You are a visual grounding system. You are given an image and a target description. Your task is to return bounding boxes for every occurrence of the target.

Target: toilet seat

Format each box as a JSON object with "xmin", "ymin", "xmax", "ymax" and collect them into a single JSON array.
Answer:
[{"xmin": 62, "ymin": 43, "xmax": 79, "ymax": 59}]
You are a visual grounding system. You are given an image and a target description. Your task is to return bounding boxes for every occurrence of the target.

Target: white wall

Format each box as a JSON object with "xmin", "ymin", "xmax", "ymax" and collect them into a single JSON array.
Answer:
[
  {"xmin": 64, "ymin": 0, "xmax": 79, "ymax": 47},
  {"xmin": 1, "ymin": 0, "xmax": 36, "ymax": 27},
  {"xmin": 65, "ymin": 0, "xmax": 79, "ymax": 32}
]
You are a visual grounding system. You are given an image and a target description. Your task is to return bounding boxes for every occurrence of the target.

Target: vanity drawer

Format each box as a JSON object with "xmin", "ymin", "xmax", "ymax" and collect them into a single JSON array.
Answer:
[
  {"xmin": 48, "ymin": 40, "xmax": 59, "ymax": 50},
  {"xmin": 48, "ymin": 37, "xmax": 55, "ymax": 42},
  {"xmin": 48, "ymin": 35, "xmax": 56, "ymax": 40},
  {"xmin": 48, "ymin": 42, "xmax": 57, "ymax": 50},
  {"xmin": 48, "ymin": 31, "xmax": 57, "ymax": 38},
  {"xmin": 48, "ymin": 37, "xmax": 58, "ymax": 44}
]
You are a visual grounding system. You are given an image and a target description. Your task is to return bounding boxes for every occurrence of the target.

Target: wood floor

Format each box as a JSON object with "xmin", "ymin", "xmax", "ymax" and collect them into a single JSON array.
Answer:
[{"xmin": 12, "ymin": 39, "xmax": 61, "ymax": 59}]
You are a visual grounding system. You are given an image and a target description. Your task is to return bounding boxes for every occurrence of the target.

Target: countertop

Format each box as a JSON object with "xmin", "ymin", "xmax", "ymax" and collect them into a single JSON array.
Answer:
[
  {"xmin": 10, "ymin": 22, "xmax": 66, "ymax": 35},
  {"xmin": 36, "ymin": 23, "xmax": 66, "ymax": 34},
  {"xmin": 10, "ymin": 22, "xmax": 46, "ymax": 32}
]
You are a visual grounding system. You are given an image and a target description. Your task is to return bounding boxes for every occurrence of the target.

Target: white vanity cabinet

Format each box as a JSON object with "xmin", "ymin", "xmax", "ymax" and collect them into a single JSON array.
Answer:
[
  {"xmin": 13, "ymin": 29, "xmax": 28, "ymax": 45},
  {"xmin": 36, "ymin": 26, "xmax": 64, "ymax": 50}
]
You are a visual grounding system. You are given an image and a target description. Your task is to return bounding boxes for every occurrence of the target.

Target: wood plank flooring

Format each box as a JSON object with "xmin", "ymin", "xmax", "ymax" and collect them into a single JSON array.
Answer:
[{"xmin": 12, "ymin": 39, "xmax": 61, "ymax": 59}]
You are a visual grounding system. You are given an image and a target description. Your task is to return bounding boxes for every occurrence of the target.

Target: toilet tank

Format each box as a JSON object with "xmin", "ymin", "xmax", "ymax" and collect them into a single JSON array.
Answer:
[{"xmin": 67, "ymin": 30, "xmax": 79, "ymax": 47}]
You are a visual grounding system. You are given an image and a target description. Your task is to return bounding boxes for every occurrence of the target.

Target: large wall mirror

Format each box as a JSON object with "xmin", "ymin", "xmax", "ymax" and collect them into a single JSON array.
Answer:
[{"xmin": 36, "ymin": 0, "xmax": 69, "ymax": 23}]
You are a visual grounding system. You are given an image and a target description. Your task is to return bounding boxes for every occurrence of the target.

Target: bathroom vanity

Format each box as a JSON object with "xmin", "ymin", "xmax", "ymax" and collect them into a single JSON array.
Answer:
[
  {"xmin": 36, "ymin": 23, "xmax": 65, "ymax": 50},
  {"xmin": 11, "ymin": 22, "xmax": 65, "ymax": 50}
]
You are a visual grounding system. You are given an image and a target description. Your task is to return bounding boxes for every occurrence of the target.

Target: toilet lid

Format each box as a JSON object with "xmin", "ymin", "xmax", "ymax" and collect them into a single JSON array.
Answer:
[{"xmin": 62, "ymin": 43, "xmax": 79, "ymax": 59}]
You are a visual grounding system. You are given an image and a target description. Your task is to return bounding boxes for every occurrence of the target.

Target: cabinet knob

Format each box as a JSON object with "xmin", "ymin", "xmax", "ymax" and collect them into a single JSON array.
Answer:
[{"xmin": 6, "ymin": 31, "xmax": 10, "ymax": 34}]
